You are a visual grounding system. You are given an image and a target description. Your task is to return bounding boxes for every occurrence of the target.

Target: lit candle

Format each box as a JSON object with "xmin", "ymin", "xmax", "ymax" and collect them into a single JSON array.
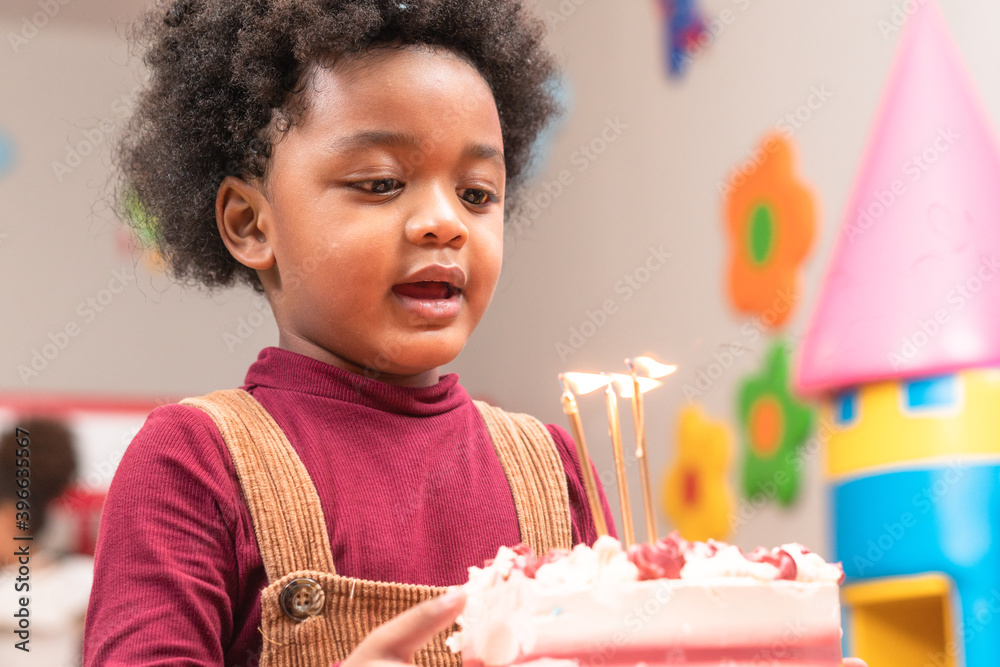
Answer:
[
  {"xmin": 559, "ymin": 372, "xmax": 611, "ymax": 537},
  {"xmin": 624, "ymin": 357, "xmax": 676, "ymax": 543},
  {"xmin": 607, "ymin": 373, "xmax": 660, "ymax": 548},
  {"xmin": 602, "ymin": 376, "xmax": 634, "ymax": 548}
]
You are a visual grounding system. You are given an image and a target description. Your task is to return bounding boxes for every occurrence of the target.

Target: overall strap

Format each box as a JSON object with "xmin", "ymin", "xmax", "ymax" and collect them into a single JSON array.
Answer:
[
  {"xmin": 181, "ymin": 389, "xmax": 574, "ymax": 585},
  {"xmin": 473, "ymin": 401, "xmax": 573, "ymax": 554},
  {"xmin": 180, "ymin": 389, "xmax": 336, "ymax": 582}
]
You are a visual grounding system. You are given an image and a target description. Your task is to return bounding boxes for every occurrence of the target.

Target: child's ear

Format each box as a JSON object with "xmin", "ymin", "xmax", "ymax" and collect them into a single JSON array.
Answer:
[{"xmin": 216, "ymin": 175, "xmax": 275, "ymax": 271}]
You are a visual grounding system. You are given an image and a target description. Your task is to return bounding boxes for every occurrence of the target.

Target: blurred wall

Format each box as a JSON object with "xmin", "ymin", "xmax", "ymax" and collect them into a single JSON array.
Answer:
[{"xmin": 4, "ymin": 0, "xmax": 1000, "ymax": 556}]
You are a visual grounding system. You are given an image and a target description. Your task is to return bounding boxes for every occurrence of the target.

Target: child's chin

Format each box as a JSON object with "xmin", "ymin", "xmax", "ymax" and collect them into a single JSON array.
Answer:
[
  {"xmin": 367, "ymin": 339, "xmax": 457, "ymax": 372},
  {"xmin": 396, "ymin": 349, "xmax": 462, "ymax": 374}
]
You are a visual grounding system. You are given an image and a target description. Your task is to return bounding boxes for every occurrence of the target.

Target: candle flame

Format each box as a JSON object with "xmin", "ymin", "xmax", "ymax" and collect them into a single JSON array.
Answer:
[
  {"xmin": 606, "ymin": 373, "xmax": 661, "ymax": 397},
  {"xmin": 560, "ymin": 372, "xmax": 613, "ymax": 396},
  {"xmin": 626, "ymin": 355, "xmax": 677, "ymax": 379}
]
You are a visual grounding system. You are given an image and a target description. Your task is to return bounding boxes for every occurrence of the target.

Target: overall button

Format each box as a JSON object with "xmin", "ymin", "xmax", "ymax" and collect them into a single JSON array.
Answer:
[{"xmin": 280, "ymin": 578, "xmax": 325, "ymax": 621}]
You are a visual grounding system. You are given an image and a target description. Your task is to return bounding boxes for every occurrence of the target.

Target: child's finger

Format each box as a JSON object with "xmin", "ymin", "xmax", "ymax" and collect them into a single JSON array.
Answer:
[{"xmin": 352, "ymin": 587, "xmax": 466, "ymax": 664}]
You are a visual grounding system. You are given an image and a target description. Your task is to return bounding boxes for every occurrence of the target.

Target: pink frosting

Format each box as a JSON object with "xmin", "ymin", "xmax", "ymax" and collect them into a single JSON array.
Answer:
[
  {"xmin": 746, "ymin": 546, "xmax": 798, "ymax": 581},
  {"xmin": 627, "ymin": 532, "xmax": 688, "ymax": 580},
  {"xmin": 511, "ymin": 544, "xmax": 570, "ymax": 578},
  {"xmin": 501, "ymin": 532, "xmax": 844, "ymax": 584}
]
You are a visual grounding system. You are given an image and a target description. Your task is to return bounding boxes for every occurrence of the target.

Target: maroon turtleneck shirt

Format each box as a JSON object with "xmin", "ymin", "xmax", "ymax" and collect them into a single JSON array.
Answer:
[{"xmin": 83, "ymin": 347, "xmax": 616, "ymax": 667}]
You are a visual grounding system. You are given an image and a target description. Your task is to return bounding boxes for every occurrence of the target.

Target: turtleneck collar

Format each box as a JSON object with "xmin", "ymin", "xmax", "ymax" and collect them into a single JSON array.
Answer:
[{"xmin": 242, "ymin": 347, "xmax": 467, "ymax": 417}]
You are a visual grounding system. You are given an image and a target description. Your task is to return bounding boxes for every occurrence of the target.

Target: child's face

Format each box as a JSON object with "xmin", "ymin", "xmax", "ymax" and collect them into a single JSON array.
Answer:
[{"xmin": 250, "ymin": 46, "xmax": 505, "ymax": 385}]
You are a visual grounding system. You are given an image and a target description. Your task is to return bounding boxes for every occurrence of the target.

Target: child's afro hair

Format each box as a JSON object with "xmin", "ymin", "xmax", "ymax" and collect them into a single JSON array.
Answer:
[{"xmin": 118, "ymin": 0, "xmax": 559, "ymax": 293}]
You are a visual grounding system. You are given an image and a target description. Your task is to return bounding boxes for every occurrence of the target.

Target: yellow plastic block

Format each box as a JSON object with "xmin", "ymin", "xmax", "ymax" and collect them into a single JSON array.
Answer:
[
  {"xmin": 826, "ymin": 369, "xmax": 1000, "ymax": 479},
  {"xmin": 844, "ymin": 574, "xmax": 956, "ymax": 667}
]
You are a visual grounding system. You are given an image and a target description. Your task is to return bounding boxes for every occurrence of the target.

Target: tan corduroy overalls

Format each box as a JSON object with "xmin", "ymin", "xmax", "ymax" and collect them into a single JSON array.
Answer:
[{"xmin": 181, "ymin": 389, "xmax": 574, "ymax": 667}]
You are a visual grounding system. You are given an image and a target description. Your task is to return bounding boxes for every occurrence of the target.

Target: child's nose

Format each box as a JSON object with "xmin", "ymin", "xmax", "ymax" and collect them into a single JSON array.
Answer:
[{"xmin": 404, "ymin": 186, "xmax": 468, "ymax": 248}]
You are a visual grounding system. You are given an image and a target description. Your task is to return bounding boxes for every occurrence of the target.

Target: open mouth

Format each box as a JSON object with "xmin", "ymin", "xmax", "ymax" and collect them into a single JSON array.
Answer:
[
  {"xmin": 391, "ymin": 281, "xmax": 461, "ymax": 301},
  {"xmin": 391, "ymin": 281, "xmax": 462, "ymax": 320}
]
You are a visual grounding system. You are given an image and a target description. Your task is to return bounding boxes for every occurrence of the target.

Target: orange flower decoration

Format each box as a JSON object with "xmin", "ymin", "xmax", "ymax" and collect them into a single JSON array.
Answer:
[
  {"xmin": 662, "ymin": 405, "xmax": 734, "ymax": 542},
  {"xmin": 724, "ymin": 133, "xmax": 817, "ymax": 329}
]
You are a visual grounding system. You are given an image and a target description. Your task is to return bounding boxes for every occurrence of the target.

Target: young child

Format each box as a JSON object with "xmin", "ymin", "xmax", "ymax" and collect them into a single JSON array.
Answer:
[{"xmin": 83, "ymin": 1, "xmax": 617, "ymax": 666}]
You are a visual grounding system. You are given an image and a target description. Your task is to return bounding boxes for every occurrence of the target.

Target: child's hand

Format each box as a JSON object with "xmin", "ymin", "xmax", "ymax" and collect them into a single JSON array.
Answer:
[{"xmin": 339, "ymin": 587, "xmax": 466, "ymax": 667}]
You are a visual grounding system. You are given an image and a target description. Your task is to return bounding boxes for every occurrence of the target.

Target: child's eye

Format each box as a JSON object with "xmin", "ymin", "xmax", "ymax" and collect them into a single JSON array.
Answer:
[
  {"xmin": 460, "ymin": 188, "xmax": 496, "ymax": 206},
  {"xmin": 365, "ymin": 178, "xmax": 402, "ymax": 194}
]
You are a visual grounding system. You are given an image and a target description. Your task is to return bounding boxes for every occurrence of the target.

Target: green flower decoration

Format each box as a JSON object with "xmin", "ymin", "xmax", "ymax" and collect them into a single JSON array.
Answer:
[
  {"xmin": 737, "ymin": 339, "xmax": 815, "ymax": 505},
  {"xmin": 122, "ymin": 189, "xmax": 167, "ymax": 272},
  {"xmin": 124, "ymin": 190, "xmax": 158, "ymax": 246}
]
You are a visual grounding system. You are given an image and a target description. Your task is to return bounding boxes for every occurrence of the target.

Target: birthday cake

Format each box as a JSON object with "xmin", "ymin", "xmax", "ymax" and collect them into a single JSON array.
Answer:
[{"xmin": 449, "ymin": 533, "xmax": 844, "ymax": 667}]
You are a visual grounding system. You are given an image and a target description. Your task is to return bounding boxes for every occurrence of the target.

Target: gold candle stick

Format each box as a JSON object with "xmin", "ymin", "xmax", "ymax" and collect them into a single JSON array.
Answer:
[
  {"xmin": 607, "ymin": 373, "xmax": 660, "ymax": 545},
  {"xmin": 602, "ymin": 376, "xmax": 634, "ymax": 549},
  {"xmin": 624, "ymin": 357, "xmax": 677, "ymax": 543},
  {"xmin": 559, "ymin": 373, "xmax": 610, "ymax": 538}
]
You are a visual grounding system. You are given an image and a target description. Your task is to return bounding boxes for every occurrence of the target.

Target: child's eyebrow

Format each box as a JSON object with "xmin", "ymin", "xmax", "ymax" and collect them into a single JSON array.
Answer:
[
  {"xmin": 329, "ymin": 130, "xmax": 505, "ymax": 172},
  {"xmin": 461, "ymin": 143, "xmax": 506, "ymax": 173},
  {"xmin": 329, "ymin": 130, "xmax": 421, "ymax": 154}
]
